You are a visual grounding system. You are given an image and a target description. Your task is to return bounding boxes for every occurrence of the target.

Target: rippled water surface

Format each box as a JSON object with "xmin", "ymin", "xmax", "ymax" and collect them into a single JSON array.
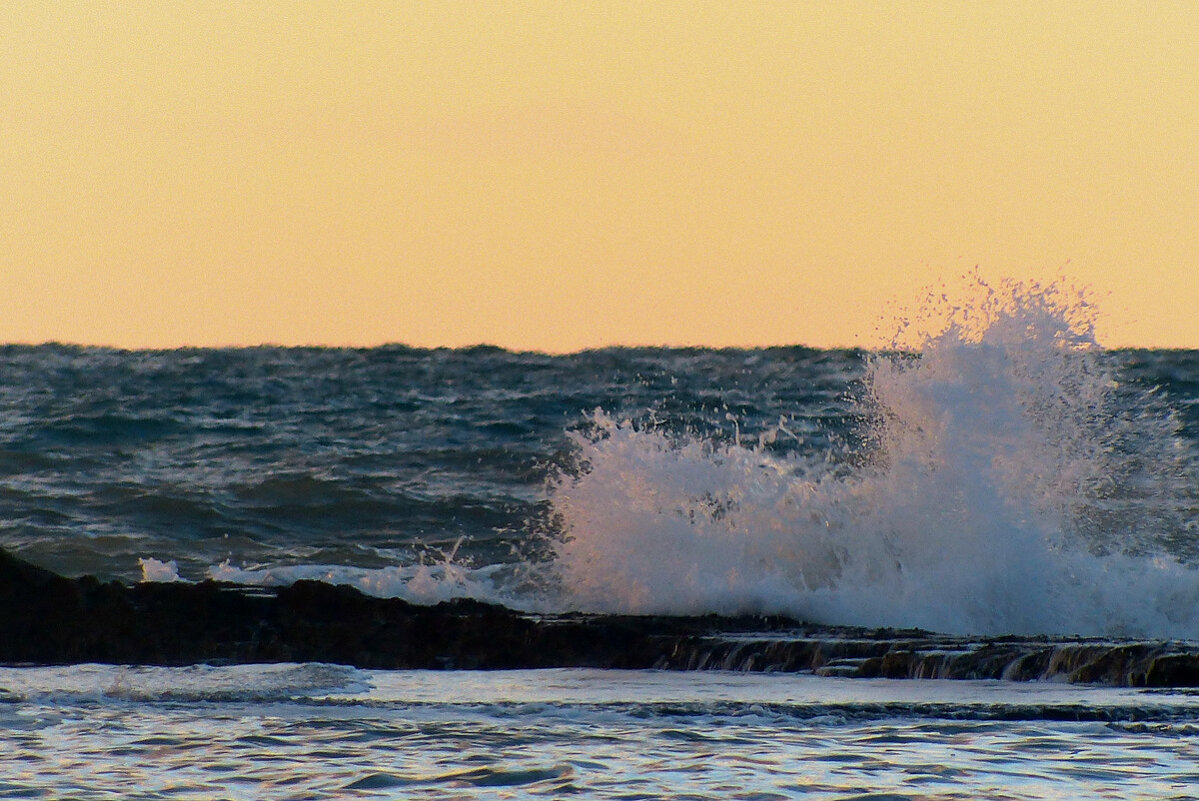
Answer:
[
  {"xmin": 0, "ymin": 344, "xmax": 864, "ymax": 583},
  {"xmin": 4, "ymin": 667, "xmax": 1199, "ymax": 799}
]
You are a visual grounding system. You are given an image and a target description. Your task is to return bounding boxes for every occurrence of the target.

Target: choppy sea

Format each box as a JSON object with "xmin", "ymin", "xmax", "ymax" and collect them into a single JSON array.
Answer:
[{"xmin": 4, "ymin": 282, "xmax": 1199, "ymax": 798}]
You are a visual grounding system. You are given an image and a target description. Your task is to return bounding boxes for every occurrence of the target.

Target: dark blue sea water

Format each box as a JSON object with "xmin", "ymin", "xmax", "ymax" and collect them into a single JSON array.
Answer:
[{"xmin": 0, "ymin": 344, "xmax": 866, "ymax": 583}]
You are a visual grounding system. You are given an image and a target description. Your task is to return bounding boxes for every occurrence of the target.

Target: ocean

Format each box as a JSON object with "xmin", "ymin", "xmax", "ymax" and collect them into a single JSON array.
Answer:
[{"xmin": 3, "ymin": 283, "xmax": 1199, "ymax": 798}]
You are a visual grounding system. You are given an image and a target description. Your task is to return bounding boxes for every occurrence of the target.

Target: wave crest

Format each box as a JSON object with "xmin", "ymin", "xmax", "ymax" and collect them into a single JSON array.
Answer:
[{"xmin": 549, "ymin": 276, "xmax": 1199, "ymax": 636}]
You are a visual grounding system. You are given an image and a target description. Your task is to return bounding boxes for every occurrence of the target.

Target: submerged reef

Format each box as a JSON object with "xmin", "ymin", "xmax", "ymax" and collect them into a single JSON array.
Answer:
[{"xmin": 3, "ymin": 547, "xmax": 1199, "ymax": 686}]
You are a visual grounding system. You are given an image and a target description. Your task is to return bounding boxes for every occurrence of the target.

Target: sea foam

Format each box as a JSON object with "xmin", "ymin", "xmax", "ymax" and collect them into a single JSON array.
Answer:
[{"xmin": 549, "ymin": 276, "xmax": 1199, "ymax": 637}]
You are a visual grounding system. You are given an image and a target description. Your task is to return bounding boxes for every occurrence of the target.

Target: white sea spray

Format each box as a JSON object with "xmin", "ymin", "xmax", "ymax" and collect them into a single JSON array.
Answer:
[
  {"xmin": 138, "ymin": 557, "xmax": 181, "ymax": 582},
  {"xmin": 204, "ymin": 551, "xmax": 513, "ymax": 607},
  {"xmin": 549, "ymin": 276, "xmax": 1199, "ymax": 636}
]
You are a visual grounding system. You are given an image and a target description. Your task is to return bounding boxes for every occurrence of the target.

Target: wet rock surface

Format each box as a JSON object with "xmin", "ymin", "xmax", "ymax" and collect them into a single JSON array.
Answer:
[{"xmin": 3, "ymin": 548, "xmax": 1199, "ymax": 685}]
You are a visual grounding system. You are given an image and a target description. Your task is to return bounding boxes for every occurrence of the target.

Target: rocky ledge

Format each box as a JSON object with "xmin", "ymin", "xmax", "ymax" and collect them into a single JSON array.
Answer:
[{"xmin": 3, "ymin": 548, "xmax": 1199, "ymax": 686}]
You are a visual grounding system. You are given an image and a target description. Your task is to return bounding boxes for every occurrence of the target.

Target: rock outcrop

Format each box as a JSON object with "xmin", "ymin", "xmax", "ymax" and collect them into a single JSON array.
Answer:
[{"xmin": 3, "ymin": 549, "xmax": 1199, "ymax": 686}]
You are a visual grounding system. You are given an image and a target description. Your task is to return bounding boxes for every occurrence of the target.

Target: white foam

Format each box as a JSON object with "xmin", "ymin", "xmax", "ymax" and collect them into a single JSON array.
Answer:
[
  {"xmin": 549, "ymin": 276, "xmax": 1199, "ymax": 637},
  {"xmin": 0, "ymin": 662, "xmax": 367, "ymax": 704},
  {"xmin": 138, "ymin": 557, "xmax": 181, "ymax": 582},
  {"xmin": 204, "ymin": 556, "xmax": 528, "ymax": 608}
]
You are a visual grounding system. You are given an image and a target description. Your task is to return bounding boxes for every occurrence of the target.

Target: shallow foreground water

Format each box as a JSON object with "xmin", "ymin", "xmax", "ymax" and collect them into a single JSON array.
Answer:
[{"xmin": 5, "ymin": 665, "xmax": 1199, "ymax": 800}]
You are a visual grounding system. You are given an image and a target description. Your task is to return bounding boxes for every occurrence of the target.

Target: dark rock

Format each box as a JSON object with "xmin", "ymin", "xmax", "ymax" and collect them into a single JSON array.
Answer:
[
  {"xmin": 5, "ymin": 548, "xmax": 1199, "ymax": 685},
  {"xmin": 1145, "ymin": 653, "xmax": 1199, "ymax": 686}
]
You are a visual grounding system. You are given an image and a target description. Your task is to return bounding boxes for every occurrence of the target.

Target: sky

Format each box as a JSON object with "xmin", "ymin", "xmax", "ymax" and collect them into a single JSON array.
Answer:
[{"xmin": 2, "ymin": 2, "xmax": 1197, "ymax": 351}]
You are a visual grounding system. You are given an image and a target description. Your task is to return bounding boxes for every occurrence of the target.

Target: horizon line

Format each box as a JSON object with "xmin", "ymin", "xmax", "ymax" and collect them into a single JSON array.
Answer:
[{"xmin": 1, "ymin": 339, "xmax": 1194, "ymax": 355}]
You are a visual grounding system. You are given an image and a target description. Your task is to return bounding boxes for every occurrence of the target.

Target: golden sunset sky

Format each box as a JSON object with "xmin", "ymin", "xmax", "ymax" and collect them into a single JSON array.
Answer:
[{"xmin": 2, "ymin": 2, "xmax": 1196, "ymax": 350}]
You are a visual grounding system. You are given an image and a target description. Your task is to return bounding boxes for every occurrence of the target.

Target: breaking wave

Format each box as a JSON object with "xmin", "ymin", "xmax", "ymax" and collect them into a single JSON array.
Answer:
[{"xmin": 549, "ymin": 276, "xmax": 1199, "ymax": 637}]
